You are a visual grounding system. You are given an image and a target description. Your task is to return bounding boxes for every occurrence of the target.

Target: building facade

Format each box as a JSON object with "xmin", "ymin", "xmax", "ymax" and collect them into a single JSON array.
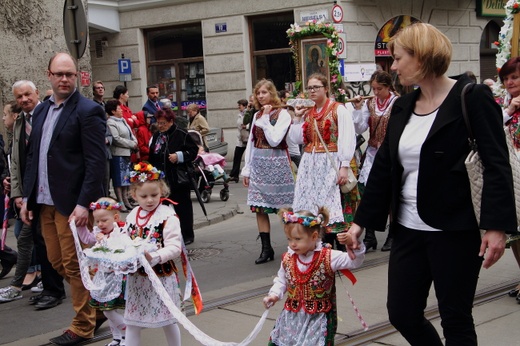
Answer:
[{"xmin": 88, "ymin": 0, "xmax": 504, "ymax": 140}]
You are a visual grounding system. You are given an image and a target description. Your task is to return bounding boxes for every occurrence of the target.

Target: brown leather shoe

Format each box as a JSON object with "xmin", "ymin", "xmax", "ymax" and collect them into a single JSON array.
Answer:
[{"xmin": 49, "ymin": 330, "xmax": 90, "ymax": 346}]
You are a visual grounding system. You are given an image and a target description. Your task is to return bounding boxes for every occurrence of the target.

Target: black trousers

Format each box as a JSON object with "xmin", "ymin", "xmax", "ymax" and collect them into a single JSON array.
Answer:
[
  {"xmin": 230, "ymin": 145, "xmax": 246, "ymax": 178},
  {"xmin": 169, "ymin": 184, "xmax": 194, "ymax": 241},
  {"xmin": 387, "ymin": 224, "xmax": 482, "ymax": 346}
]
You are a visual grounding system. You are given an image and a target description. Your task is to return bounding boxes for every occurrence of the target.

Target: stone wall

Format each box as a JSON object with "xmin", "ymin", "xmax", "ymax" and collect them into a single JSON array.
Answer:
[{"xmin": 0, "ymin": 0, "xmax": 93, "ymax": 143}]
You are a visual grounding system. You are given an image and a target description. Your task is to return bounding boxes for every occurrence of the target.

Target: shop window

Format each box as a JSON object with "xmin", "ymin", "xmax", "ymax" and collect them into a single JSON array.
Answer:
[
  {"xmin": 249, "ymin": 12, "xmax": 295, "ymax": 92},
  {"xmin": 145, "ymin": 24, "xmax": 205, "ymax": 118}
]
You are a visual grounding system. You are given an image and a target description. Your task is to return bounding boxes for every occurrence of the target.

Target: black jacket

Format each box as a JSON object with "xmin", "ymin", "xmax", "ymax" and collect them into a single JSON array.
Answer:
[
  {"xmin": 149, "ymin": 124, "xmax": 198, "ymax": 186},
  {"xmin": 354, "ymin": 75, "xmax": 517, "ymax": 234}
]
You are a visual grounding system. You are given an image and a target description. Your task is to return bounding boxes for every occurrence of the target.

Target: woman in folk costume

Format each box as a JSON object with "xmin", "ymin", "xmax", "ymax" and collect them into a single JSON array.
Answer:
[
  {"xmin": 289, "ymin": 73, "xmax": 357, "ymax": 249},
  {"xmin": 241, "ymin": 79, "xmax": 295, "ymax": 264},
  {"xmin": 498, "ymin": 57, "xmax": 520, "ymax": 303},
  {"xmin": 352, "ymin": 71, "xmax": 399, "ymax": 252}
]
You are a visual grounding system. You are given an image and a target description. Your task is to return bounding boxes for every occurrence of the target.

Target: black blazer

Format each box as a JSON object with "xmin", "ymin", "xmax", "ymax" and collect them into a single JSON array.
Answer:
[
  {"xmin": 23, "ymin": 91, "xmax": 107, "ymax": 216},
  {"xmin": 354, "ymin": 75, "xmax": 517, "ymax": 234},
  {"xmin": 149, "ymin": 124, "xmax": 199, "ymax": 186}
]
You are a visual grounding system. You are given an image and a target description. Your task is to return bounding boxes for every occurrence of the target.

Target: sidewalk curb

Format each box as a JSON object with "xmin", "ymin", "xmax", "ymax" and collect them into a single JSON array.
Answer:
[{"xmin": 193, "ymin": 202, "xmax": 240, "ymax": 230}]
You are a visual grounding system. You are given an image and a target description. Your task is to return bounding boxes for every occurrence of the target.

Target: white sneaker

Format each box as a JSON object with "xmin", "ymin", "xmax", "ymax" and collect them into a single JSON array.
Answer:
[
  {"xmin": 31, "ymin": 281, "xmax": 43, "ymax": 293},
  {"xmin": 105, "ymin": 339, "xmax": 122, "ymax": 346},
  {"xmin": 0, "ymin": 287, "xmax": 22, "ymax": 302}
]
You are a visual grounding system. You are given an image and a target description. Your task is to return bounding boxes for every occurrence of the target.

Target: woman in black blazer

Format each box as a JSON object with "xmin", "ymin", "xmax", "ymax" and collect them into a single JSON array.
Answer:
[
  {"xmin": 341, "ymin": 23, "xmax": 516, "ymax": 345},
  {"xmin": 149, "ymin": 109, "xmax": 199, "ymax": 244}
]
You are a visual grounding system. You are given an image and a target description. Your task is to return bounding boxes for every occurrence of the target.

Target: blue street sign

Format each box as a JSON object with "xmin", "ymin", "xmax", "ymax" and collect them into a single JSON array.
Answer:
[
  {"xmin": 118, "ymin": 59, "xmax": 132, "ymax": 74},
  {"xmin": 338, "ymin": 59, "xmax": 344, "ymax": 77}
]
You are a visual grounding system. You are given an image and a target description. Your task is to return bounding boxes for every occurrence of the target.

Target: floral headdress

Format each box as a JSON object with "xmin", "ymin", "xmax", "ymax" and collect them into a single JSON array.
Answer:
[
  {"xmin": 129, "ymin": 162, "xmax": 165, "ymax": 183},
  {"xmin": 89, "ymin": 200, "xmax": 123, "ymax": 211},
  {"xmin": 281, "ymin": 211, "xmax": 323, "ymax": 227}
]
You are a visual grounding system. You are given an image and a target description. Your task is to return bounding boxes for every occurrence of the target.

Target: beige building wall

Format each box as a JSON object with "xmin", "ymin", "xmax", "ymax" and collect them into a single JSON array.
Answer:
[{"xmin": 89, "ymin": 0, "xmax": 496, "ymax": 149}]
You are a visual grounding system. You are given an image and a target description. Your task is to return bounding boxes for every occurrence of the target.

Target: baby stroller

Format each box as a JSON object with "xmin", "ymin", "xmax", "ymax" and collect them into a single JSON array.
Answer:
[{"xmin": 188, "ymin": 130, "xmax": 230, "ymax": 203}]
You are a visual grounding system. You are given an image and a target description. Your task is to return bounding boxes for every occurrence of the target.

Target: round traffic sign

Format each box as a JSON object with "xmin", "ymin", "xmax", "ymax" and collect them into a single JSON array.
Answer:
[
  {"xmin": 338, "ymin": 36, "xmax": 345, "ymax": 55},
  {"xmin": 332, "ymin": 4, "xmax": 344, "ymax": 23}
]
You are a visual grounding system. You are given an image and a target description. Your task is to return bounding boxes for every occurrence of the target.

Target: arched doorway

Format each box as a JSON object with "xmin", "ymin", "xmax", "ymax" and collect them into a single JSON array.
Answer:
[{"xmin": 480, "ymin": 20, "xmax": 502, "ymax": 81}]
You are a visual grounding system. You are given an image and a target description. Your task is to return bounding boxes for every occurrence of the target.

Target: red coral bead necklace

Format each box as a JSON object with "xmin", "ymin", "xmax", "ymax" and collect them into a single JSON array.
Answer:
[{"xmin": 136, "ymin": 206, "xmax": 158, "ymax": 228}]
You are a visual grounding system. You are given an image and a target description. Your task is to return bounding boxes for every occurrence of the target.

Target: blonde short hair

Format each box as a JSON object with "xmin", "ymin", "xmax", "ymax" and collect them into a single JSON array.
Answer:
[
  {"xmin": 186, "ymin": 103, "xmax": 199, "ymax": 113},
  {"xmin": 388, "ymin": 23, "xmax": 451, "ymax": 80}
]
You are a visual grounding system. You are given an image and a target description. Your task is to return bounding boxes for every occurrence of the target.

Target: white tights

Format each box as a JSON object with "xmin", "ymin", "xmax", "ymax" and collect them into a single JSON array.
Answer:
[
  {"xmin": 125, "ymin": 323, "xmax": 180, "ymax": 346},
  {"xmin": 103, "ymin": 310, "xmax": 126, "ymax": 340}
]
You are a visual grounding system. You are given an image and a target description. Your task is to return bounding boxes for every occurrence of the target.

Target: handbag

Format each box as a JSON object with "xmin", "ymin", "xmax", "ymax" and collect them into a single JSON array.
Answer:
[
  {"xmin": 176, "ymin": 163, "xmax": 191, "ymax": 186},
  {"xmin": 462, "ymin": 83, "xmax": 520, "ymax": 225},
  {"xmin": 313, "ymin": 119, "xmax": 357, "ymax": 193},
  {"xmin": 239, "ymin": 128, "xmax": 250, "ymax": 144}
]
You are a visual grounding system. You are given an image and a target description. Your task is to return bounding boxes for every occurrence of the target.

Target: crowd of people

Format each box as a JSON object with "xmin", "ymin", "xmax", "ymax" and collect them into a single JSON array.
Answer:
[{"xmin": 0, "ymin": 21, "xmax": 519, "ymax": 346}]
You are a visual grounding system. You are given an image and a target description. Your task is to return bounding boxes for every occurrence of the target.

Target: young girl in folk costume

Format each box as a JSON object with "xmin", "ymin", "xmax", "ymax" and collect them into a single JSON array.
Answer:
[
  {"xmin": 123, "ymin": 162, "xmax": 183, "ymax": 346},
  {"xmin": 289, "ymin": 73, "xmax": 358, "ymax": 251},
  {"xmin": 352, "ymin": 71, "xmax": 399, "ymax": 252},
  {"xmin": 241, "ymin": 79, "xmax": 295, "ymax": 264},
  {"xmin": 77, "ymin": 197, "xmax": 127, "ymax": 346},
  {"xmin": 263, "ymin": 207, "xmax": 365, "ymax": 346}
]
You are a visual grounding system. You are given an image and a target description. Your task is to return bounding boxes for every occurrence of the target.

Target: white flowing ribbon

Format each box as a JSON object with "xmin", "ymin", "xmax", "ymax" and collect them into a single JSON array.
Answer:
[
  {"xmin": 70, "ymin": 221, "xmax": 103, "ymax": 291},
  {"xmin": 71, "ymin": 221, "xmax": 270, "ymax": 345},
  {"xmin": 139, "ymin": 254, "xmax": 270, "ymax": 346}
]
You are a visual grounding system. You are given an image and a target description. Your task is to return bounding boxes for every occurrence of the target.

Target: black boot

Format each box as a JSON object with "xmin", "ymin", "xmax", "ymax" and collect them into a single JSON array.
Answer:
[
  {"xmin": 363, "ymin": 229, "xmax": 377, "ymax": 252},
  {"xmin": 381, "ymin": 236, "xmax": 393, "ymax": 252},
  {"xmin": 255, "ymin": 233, "xmax": 274, "ymax": 264}
]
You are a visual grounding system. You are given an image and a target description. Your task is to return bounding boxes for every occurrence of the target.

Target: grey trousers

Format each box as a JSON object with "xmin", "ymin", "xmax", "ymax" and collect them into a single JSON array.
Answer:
[{"xmin": 10, "ymin": 220, "xmax": 34, "ymax": 288}]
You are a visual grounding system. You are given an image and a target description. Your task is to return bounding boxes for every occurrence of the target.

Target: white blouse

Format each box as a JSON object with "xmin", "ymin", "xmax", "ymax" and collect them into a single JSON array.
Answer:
[
  {"xmin": 241, "ymin": 108, "xmax": 292, "ymax": 177},
  {"xmin": 397, "ymin": 110, "xmax": 441, "ymax": 231}
]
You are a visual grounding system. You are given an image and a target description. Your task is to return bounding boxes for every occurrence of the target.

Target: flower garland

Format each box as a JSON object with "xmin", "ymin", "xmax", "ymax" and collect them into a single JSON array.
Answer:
[
  {"xmin": 89, "ymin": 200, "xmax": 123, "ymax": 211},
  {"xmin": 282, "ymin": 211, "xmax": 324, "ymax": 227},
  {"xmin": 494, "ymin": 0, "xmax": 520, "ymax": 102},
  {"xmin": 129, "ymin": 162, "xmax": 165, "ymax": 183},
  {"xmin": 287, "ymin": 21, "xmax": 347, "ymax": 103}
]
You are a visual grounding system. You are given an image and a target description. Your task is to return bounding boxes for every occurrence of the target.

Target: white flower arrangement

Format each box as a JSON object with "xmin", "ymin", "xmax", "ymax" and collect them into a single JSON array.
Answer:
[{"xmin": 494, "ymin": 0, "xmax": 520, "ymax": 102}]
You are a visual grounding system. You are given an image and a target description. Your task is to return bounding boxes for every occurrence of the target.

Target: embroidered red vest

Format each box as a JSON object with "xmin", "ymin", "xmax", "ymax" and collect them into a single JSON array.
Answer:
[
  {"xmin": 282, "ymin": 247, "xmax": 335, "ymax": 314},
  {"xmin": 303, "ymin": 102, "xmax": 339, "ymax": 153},
  {"xmin": 366, "ymin": 97, "xmax": 394, "ymax": 149}
]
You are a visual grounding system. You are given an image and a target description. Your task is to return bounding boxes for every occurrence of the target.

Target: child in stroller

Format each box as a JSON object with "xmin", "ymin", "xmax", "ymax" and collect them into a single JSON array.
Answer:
[{"xmin": 188, "ymin": 130, "xmax": 230, "ymax": 202}]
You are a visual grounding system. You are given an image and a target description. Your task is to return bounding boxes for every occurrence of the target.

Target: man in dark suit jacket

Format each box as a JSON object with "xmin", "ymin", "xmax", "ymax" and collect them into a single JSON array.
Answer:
[
  {"xmin": 142, "ymin": 84, "xmax": 162, "ymax": 123},
  {"xmin": 21, "ymin": 52, "xmax": 106, "ymax": 346}
]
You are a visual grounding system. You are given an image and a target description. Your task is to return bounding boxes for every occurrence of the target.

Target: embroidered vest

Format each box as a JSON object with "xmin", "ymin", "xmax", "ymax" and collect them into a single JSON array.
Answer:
[
  {"xmin": 303, "ymin": 102, "xmax": 339, "ymax": 153},
  {"xmin": 282, "ymin": 247, "xmax": 335, "ymax": 314},
  {"xmin": 366, "ymin": 96, "xmax": 395, "ymax": 149},
  {"xmin": 253, "ymin": 108, "xmax": 288, "ymax": 149},
  {"xmin": 127, "ymin": 220, "xmax": 177, "ymax": 277}
]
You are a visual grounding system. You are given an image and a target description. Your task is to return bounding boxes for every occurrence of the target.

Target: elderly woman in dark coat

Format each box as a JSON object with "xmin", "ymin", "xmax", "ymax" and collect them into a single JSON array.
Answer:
[{"xmin": 148, "ymin": 109, "xmax": 199, "ymax": 244}]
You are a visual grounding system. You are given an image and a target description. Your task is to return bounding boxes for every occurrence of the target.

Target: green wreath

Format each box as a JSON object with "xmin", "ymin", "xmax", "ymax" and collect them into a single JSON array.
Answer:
[{"xmin": 287, "ymin": 21, "xmax": 347, "ymax": 102}]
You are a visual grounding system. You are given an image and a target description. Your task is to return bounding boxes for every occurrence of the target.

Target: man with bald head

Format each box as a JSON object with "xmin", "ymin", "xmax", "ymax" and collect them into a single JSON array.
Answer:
[{"xmin": 21, "ymin": 52, "xmax": 106, "ymax": 346}]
